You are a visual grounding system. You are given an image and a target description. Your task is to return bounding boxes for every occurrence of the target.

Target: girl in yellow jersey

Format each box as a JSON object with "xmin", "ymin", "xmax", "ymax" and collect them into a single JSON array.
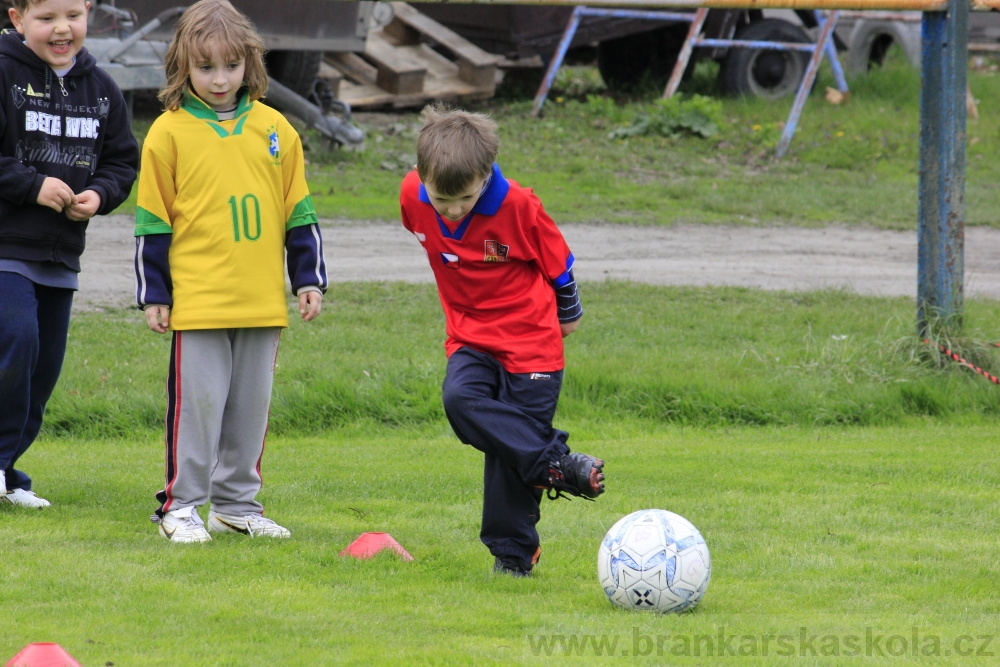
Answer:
[{"xmin": 133, "ymin": 0, "xmax": 328, "ymax": 543}]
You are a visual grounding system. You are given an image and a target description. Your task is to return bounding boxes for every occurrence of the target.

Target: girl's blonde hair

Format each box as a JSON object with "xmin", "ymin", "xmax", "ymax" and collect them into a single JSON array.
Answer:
[
  {"xmin": 416, "ymin": 104, "xmax": 499, "ymax": 196},
  {"xmin": 158, "ymin": 0, "xmax": 268, "ymax": 111}
]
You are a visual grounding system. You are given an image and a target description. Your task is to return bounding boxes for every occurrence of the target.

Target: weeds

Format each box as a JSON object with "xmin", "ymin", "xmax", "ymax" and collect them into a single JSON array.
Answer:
[{"xmin": 608, "ymin": 95, "xmax": 723, "ymax": 139}]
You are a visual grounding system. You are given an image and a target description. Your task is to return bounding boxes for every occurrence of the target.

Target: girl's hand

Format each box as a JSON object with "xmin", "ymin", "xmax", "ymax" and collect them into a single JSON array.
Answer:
[
  {"xmin": 299, "ymin": 290, "xmax": 322, "ymax": 322},
  {"xmin": 144, "ymin": 305, "xmax": 171, "ymax": 333}
]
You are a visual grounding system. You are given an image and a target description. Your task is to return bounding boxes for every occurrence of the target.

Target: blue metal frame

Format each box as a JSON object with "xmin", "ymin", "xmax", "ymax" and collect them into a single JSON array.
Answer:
[
  {"xmin": 917, "ymin": 1, "xmax": 968, "ymax": 333},
  {"xmin": 530, "ymin": 6, "xmax": 696, "ymax": 117},
  {"xmin": 664, "ymin": 8, "xmax": 847, "ymax": 157},
  {"xmin": 532, "ymin": 7, "xmax": 848, "ymax": 157}
]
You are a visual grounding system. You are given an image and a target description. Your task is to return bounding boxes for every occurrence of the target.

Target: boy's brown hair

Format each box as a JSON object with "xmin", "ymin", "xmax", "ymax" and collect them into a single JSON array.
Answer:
[
  {"xmin": 10, "ymin": 0, "xmax": 44, "ymax": 12},
  {"xmin": 10, "ymin": 0, "xmax": 82, "ymax": 12},
  {"xmin": 416, "ymin": 105, "xmax": 499, "ymax": 196},
  {"xmin": 158, "ymin": 0, "xmax": 267, "ymax": 111}
]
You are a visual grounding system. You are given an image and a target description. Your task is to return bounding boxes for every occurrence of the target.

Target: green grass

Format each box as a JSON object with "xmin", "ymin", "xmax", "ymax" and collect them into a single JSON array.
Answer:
[
  {"xmin": 45, "ymin": 284, "xmax": 1000, "ymax": 438},
  {"xmin": 2, "ymin": 423, "xmax": 998, "ymax": 665},
  {"xmin": 4, "ymin": 285, "xmax": 1000, "ymax": 664},
  {"xmin": 11, "ymin": 54, "xmax": 1000, "ymax": 665}
]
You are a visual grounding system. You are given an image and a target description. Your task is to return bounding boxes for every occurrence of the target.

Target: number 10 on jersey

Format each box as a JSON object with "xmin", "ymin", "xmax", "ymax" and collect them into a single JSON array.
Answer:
[{"xmin": 230, "ymin": 194, "xmax": 262, "ymax": 242}]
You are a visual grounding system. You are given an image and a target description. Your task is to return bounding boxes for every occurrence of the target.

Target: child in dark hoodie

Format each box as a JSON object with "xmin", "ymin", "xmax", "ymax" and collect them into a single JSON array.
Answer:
[{"xmin": 0, "ymin": 0, "xmax": 138, "ymax": 507}]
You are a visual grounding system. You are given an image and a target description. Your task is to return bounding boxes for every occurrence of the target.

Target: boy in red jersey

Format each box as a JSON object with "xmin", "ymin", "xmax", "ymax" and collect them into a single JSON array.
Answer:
[{"xmin": 400, "ymin": 105, "xmax": 606, "ymax": 577}]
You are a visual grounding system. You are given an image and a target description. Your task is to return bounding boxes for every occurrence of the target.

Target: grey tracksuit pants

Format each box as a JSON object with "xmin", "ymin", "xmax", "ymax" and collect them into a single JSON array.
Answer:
[{"xmin": 155, "ymin": 328, "xmax": 280, "ymax": 517}]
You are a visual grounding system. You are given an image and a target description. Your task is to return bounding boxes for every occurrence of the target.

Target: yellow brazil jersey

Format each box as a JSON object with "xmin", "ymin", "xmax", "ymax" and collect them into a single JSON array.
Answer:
[{"xmin": 134, "ymin": 93, "xmax": 317, "ymax": 330}]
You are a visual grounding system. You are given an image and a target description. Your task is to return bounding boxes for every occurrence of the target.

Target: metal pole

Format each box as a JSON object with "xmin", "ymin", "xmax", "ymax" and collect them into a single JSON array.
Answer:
[
  {"xmin": 917, "ymin": 0, "xmax": 968, "ymax": 334},
  {"xmin": 103, "ymin": 7, "xmax": 186, "ymax": 62},
  {"xmin": 776, "ymin": 10, "xmax": 839, "ymax": 157},
  {"xmin": 663, "ymin": 8, "xmax": 708, "ymax": 98},
  {"xmin": 531, "ymin": 6, "xmax": 583, "ymax": 117}
]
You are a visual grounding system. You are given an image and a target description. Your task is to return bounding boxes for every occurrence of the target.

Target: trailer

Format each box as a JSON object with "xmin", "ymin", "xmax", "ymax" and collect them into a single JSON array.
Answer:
[
  {"xmin": 0, "ymin": 1, "xmax": 368, "ymax": 146},
  {"xmin": 412, "ymin": 4, "xmax": 841, "ymax": 98}
]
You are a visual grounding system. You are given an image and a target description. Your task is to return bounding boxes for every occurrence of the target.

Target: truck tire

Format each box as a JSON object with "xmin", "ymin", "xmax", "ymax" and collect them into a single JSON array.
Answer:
[
  {"xmin": 718, "ymin": 18, "xmax": 811, "ymax": 99},
  {"xmin": 597, "ymin": 25, "xmax": 688, "ymax": 91},
  {"xmin": 844, "ymin": 18, "xmax": 922, "ymax": 77},
  {"xmin": 265, "ymin": 50, "xmax": 323, "ymax": 98}
]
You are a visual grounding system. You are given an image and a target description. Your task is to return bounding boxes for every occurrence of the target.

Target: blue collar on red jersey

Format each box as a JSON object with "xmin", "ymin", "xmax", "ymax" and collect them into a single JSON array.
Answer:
[{"xmin": 418, "ymin": 163, "xmax": 510, "ymax": 239}]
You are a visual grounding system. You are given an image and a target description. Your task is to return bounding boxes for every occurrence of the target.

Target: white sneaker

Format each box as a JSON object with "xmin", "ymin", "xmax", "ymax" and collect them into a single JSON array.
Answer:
[
  {"xmin": 208, "ymin": 510, "xmax": 291, "ymax": 538},
  {"xmin": 158, "ymin": 506, "xmax": 212, "ymax": 543},
  {"xmin": 1, "ymin": 488, "xmax": 50, "ymax": 508},
  {"xmin": 0, "ymin": 470, "xmax": 5, "ymax": 496}
]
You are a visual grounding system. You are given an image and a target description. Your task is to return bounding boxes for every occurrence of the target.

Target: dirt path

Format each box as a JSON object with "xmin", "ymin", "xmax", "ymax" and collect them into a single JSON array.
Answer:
[{"xmin": 75, "ymin": 214, "xmax": 1000, "ymax": 312}]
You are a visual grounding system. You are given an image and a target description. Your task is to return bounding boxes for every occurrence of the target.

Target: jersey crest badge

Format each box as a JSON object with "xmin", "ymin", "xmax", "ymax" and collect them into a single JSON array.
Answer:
[
  {"xmin": 268, "ymin": 125, "xmax": 280, "ymax": 162},
  {"xmin": 484, "ymin": 240, "xmax": 509, "ymax": 263}
]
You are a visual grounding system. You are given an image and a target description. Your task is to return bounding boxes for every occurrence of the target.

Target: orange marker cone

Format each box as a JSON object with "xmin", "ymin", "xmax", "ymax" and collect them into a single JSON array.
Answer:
[
  {"xmin": 339, "ymin": 532, "xmax": 413, "ymax": 561},
  {"xmin": 6, "ymin": 643, "xmax": 80, "ymax": 667}
]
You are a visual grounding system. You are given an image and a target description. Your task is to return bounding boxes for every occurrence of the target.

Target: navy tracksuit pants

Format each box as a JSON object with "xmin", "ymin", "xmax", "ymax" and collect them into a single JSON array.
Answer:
[
  {"xmin": 442, "ymin": 346, "xmax": 571, "ymax": 564},
  {"xmin": 0, "ymin": 273, "xmax": 74, "ymax": 492}
]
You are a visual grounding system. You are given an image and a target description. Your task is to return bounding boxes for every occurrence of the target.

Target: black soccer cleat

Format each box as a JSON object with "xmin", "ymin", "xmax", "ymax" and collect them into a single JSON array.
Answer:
[
  {"xmin": 545, "ymin": 452, "xmax": 605, "ymax": 500},
  {"xmin": 494, "ymin": 556, "xmax": 534, "ymax": 577}
]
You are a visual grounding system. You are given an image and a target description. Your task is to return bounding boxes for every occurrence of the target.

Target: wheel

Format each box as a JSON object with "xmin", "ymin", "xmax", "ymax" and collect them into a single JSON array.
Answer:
[
  {"xmin": 597, "ymin": 25, "xmax": 689, "ymax": 91},
  {"xmin": 265, "ymin": 50, "xmax": 324, "ymax": 98},
  {"xmin": 718, "ymin": 18, "xmax": 811, "ymax": 100},
  {"xmin": 844, "ymin": 18, "xmax": 922, "ymax": 77}
]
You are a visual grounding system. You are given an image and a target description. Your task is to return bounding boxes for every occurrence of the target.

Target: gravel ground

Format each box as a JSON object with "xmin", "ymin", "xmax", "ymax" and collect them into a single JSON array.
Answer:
[{"xmin": 75, "ymin": 214, "xmax": 1000, "ymax": 312}]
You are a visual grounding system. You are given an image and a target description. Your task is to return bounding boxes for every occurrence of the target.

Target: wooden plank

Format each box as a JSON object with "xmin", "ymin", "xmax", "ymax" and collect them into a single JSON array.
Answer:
[
  {"xmin": 323, "ymin": 3, "xmax": 498, "ymax": 109},
  {"xmin": 381, "ymin": 19, "xmax": 421, "ymax": 47},
  {"xmin": 364, "ymin": 31, "xmax": 427, "ymax": 95},
  {"xmin": 326, "ymin": 52, "xmax": 378, "ymax": 86},
  {"xmin": 389, "ymin": 2, "xmax": 497, "ymax": 87},
  {"xmin": 390, "ymin": 3, "xmax": 496, "ymax": 67}
]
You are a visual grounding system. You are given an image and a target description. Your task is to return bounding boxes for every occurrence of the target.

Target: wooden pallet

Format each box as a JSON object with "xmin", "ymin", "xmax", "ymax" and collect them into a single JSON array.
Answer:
[{"xmin": 320, "ymin": 2, "xmax": 498, "ymax": 110}]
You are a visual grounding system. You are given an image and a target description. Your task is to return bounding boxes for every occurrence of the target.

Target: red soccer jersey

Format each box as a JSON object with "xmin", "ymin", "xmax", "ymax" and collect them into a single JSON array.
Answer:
[{"xmin": 400, "ymin": 164, "xmax": 575, "ymax": 373}]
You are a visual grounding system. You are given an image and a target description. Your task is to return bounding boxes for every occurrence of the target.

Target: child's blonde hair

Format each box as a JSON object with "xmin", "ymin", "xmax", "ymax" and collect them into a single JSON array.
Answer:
[
  {"xmin": 158, "ymin": 0, "xmax": 268, "ymax": 111},
  {"xmin": 416, "ymin": 105, "xmax": 499, "ymax": 196}
]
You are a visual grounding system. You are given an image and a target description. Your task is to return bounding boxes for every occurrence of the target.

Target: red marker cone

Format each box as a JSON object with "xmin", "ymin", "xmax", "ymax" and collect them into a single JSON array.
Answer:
[
  {"xmin": 339, "ymin": 532, "xmax": 414, "ymax": 561},
  {"xmin": 6, "ymin": 643, "xmax": 80, "ymax": 667}
]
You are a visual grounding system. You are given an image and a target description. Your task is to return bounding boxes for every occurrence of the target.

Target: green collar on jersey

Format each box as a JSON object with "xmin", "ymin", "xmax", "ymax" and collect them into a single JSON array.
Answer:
[{"xmin": 183, "ymin": 89, "xmax": 253, "ymax": 137}]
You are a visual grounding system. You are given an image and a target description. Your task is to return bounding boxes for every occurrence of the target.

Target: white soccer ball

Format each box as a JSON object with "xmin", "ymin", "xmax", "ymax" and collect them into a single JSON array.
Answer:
[{"xmin": 597, "ymin": 509, "xmax": 711, "ymax": 613}]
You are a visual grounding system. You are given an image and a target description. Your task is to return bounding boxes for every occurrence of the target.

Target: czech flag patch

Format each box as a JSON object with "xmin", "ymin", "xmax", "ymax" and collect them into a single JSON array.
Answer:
[{"xmin": 441, "ymin": 252, "xmax": 460, "ymax": 269}]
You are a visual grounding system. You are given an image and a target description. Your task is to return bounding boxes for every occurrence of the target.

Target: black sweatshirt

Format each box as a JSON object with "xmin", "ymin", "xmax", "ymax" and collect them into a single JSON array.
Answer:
[{"xmin": 0, "ymin": 29, "xmax": 138, "ymax": 272}]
